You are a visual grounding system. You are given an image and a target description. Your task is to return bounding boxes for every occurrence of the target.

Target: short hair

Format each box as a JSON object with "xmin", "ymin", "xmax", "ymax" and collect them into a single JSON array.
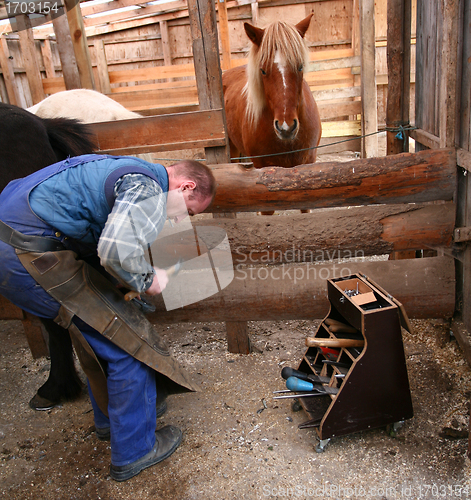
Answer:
[{"xmin": 169, "ymin": 159, "xmax": 217, "ymax": 203}]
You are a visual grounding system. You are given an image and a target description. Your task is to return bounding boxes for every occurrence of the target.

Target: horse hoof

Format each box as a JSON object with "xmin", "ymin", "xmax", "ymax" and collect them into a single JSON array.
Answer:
[{"xmin": 29, "ymin": 393, "xmax": 61, "ymax": 411}]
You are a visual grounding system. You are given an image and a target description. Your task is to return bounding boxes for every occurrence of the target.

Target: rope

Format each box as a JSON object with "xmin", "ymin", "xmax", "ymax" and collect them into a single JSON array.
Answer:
[{"xmin": 151, "ymin": 124, "xmax": 418, "ymax": 163}]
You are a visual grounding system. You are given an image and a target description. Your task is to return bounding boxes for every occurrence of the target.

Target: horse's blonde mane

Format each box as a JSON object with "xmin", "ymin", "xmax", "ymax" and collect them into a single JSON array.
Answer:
[{"xmin": 245, "ymin": 21, "xmax": 309, "ymax": 124}]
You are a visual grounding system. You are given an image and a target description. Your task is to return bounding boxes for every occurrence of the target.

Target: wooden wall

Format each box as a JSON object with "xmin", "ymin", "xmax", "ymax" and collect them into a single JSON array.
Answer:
[{"xmin": 0, "ymin": 0, "xmax": 417, "ymax": 151}]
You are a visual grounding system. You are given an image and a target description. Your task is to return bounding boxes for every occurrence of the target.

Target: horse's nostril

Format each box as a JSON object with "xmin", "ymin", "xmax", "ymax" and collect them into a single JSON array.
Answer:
[{"xmin": 274, "ymin": 119, "xmax": 298, "ymax": 137}]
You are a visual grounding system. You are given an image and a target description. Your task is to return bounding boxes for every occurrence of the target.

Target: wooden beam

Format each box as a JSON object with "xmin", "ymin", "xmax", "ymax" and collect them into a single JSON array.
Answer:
[
  {"xmin": 89, "ymin": 110, "xmax": 226, "ymax": 155},
  {"xmin": 16, "ymin": 14, "xmax": 46, "ymax": 104},
  {"xmin": 145, "ymin": 257, "xmax": 455, "ymax": 323},
  {"xmin": 208, "ymin": 149, "xmax": 457, "ymax": 213},
  {"xmin": 409, "ymin": 128, "xmax": 440, "ymax": 150},
  {"xmin": 0, "ymin": 37, "xmax": 22, "ymax": 105},
  {"xmin": 387, "ymin": 0, "xmax": 412, "ymax": 154},
  {"xmin": 187, "ymin": 202, "xmax": 455, "ymax": 264},
  {"xmin": 51, "ymin": 7, "xmax": 81, "ymax": 90},
  {"xmin": 64, "ymin": 0, "xmax": 95, "ymax": 89},
  {"xmin": 360, "ymin": 0, "xmax": 378, "ymax": 157}
]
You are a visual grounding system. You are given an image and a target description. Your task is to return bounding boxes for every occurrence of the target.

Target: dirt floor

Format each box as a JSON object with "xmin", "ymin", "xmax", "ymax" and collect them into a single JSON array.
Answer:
[
  {"xmin": 1, "ymin": 316, "xmax": 471, "ymax": 500},
  {"xmin": 2, "ymin": 141, "xmax": 471, "ymax": 499}
]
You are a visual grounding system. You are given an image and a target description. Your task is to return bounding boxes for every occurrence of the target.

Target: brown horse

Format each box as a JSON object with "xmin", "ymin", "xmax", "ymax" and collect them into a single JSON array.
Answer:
[{"xmin": 222, "ymin": 14, "xmax": 322, "ymax": 169}]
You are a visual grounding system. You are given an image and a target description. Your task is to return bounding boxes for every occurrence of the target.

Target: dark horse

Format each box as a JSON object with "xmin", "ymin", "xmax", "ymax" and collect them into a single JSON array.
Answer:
[{"xmin": 0, "ymin": 102, "xmax": 96, "ymax": 410}]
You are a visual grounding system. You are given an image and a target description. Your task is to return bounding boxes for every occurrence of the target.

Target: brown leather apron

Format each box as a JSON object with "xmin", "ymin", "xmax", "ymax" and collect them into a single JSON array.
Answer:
[{"xmin": 16, "ymin": 248, "xmax": 199, "ymax": 416}]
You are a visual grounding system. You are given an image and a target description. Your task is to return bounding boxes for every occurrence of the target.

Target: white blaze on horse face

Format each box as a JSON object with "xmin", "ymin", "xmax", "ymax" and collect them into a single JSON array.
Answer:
[{"xmin": 274, "ymin": 50, "xmax": 290, "ymax": 132}]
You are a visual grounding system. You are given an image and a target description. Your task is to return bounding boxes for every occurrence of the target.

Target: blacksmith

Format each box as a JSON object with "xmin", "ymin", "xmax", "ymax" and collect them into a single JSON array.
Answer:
[{"xmin": 0, "ymin": 154, "xmax": 216, "ymax": 481}]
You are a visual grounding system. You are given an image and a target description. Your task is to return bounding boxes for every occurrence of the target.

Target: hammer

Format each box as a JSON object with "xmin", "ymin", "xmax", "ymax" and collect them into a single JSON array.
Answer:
[{"xmin": 124, "ymin": 258, "xmax": 183, "ymax": 301}]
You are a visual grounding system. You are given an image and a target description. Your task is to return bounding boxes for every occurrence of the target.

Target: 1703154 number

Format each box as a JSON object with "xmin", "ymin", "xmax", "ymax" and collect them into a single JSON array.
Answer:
[{"xmin": 5, "ymin": 1, "xmax": 59, "ymax": 16}]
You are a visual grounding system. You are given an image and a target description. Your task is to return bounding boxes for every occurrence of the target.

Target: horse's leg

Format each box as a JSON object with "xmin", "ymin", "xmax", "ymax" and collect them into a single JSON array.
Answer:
[{"xmin": 30, "ymin": 319, "xmax": 84, "ymax": 410}]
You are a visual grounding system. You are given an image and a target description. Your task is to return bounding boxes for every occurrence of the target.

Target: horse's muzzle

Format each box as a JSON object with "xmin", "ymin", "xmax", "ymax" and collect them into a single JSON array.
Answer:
[{"xmin": 274, "ymin": 118, "xmax": 299, "ymax": 140}]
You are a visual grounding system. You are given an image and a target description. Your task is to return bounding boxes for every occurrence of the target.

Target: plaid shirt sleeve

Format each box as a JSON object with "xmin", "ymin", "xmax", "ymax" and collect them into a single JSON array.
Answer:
[{"xmin": 97, "ymin": 173, "xmax": 167, "ymax": 293}]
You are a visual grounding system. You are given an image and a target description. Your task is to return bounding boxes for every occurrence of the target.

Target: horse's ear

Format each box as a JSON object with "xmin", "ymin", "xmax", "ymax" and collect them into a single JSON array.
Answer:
[
  {"xmin": 295, "ymin": 14, "xmax": 313, "ymax": 38},
  {"xmin": 244, "ymin": 22, "xmax": 265, "ymax": 46}
]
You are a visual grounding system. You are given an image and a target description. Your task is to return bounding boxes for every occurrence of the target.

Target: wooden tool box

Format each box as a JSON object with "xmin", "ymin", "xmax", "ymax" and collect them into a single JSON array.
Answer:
[{"xmin": 297, "ymin": 273, "xmax": 414, "ymax": 449}]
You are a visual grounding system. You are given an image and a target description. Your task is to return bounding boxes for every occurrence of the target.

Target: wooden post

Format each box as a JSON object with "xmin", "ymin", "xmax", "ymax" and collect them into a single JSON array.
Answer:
[
  {"xmin": 386, "ymin": 0, "xmax": 412, "ymax": 155},
  {"xmin": 0, "ymin": 37, "xmax": 22, "ymax": 106},
  {"xmin": 187, "ymin": 0, "xmax": 249, "ymax": 354},
  {"xmin": 52, "ymin": 8, "xmax": 81, "ymax": 89},
  {"xmin": 94, "ymin": 39, "xmax": 111, "ymax": 94},
  {"xmin": 439, "ymin": 0, "xmax": 460, "ymax": 149},
  {"xmin": 63, "ymin": 0, "xmax": 95, "ymax": 90},
  {"xmin": 16, "ymin": 14, "xmax": 46, "ymax": 104},
  {"xmin": 187, "ymin": 0, "xmax": 230, "ymax": 163},
  {"xmin": 216, "ymin": 0, "xmax": 231, "ymax": 71},
  {"xmin": 360, "ymin": 0, "xmax": 378, "ymax": 157}
]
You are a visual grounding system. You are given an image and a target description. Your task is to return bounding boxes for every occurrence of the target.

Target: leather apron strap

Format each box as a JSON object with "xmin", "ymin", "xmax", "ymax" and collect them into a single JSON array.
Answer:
[{"xmin": 16, "ymin": 249, "xmax": 199, "ymax": 415}]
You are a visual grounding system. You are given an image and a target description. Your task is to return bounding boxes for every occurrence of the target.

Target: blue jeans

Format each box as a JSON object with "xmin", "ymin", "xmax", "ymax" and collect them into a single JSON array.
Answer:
[{"xmin": 0, "ymin": 242, "xmax": 157, "ymax": 466}]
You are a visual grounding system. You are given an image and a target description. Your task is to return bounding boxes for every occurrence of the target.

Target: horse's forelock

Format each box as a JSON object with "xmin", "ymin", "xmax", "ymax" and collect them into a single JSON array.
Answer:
[{"xmin": 245, "ymin": 21, "xmax": 309, "ymax": 125}]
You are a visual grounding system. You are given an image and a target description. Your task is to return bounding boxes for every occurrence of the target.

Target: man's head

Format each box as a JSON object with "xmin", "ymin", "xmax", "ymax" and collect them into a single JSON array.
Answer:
[{"xmin": 166, "ymin": 160, "xmax": 216, "ymax": 223}]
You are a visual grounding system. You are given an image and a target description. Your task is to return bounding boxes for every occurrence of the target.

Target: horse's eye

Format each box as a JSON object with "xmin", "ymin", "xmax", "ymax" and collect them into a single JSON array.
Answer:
[
  {"xmin": 260, "ymin": 68, "xmax": 267, "ymax": 76},
  {"xmin": 298, "ymin": 64, "xmax": 304, "ymax": 72}
]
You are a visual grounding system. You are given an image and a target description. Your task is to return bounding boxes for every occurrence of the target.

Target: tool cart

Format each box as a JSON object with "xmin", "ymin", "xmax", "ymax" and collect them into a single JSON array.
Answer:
[{"xmin": 296, "ymin": 274, "xmax": 414, "ymax": 452}]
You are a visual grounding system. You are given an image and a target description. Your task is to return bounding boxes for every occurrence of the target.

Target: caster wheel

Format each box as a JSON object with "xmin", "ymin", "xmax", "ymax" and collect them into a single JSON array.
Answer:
[{"xmin": 291, "ymin": 399, "xmax": 303, "ymax": 412}]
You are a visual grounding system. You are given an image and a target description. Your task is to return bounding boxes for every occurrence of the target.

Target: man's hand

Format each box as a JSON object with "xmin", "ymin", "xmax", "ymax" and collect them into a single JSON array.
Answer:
[{"xmin": 145, "ymin": 268, "xmax": 169, "ymax": 295}]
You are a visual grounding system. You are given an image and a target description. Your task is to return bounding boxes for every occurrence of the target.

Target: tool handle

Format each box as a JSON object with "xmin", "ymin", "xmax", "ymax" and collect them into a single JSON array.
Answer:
[
  {"xmin": 124, "ymin": 290, "xmax": 140, "ymax": 301},
  {"xmin": 306, "ymin": 338, "xmax": 364, "ymax": 348},
  {"xmin": 281, "ymin": 367, "xmax": 310, "ymax": 382},
  {"xmin": 281, "ymin": 367, "xmax": 329, "ymax": 384}
]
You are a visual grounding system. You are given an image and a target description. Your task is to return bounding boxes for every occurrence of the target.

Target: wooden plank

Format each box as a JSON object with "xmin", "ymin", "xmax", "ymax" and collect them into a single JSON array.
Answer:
[
  {"xmin": 16, "ymin": 14, "xmax": 46, "ymax": 104},
  {"xmin": 42, "ymin": 76, "xmax": 67, "ymax": 94},
  {"xmin": 387, "ymin": 0, "xmax": 411, "ymax": 155},
  {"xmin": 306, "ymin": 55, "xmax": 360, "ymax": 73},
  {"xmin": 409, "ymin": 128, "xmax": 440, "ymax": 150},
  {"xmin": 317, "ymin": 100, "xmax": 362, "ymax": 120},
  {"xmin": 40, "ymin": 39, "xmax": 56, "ymax": 78},
  {"xmin": 208, "ymin": 148, "xmax": 457, "ymax": 213},
  {"xmin": 94, "ymin": 39, "xmax": 111, "ymax": 94},
  {"xmin": 0, "ymin": 37, "xmax": 21, "ymax": 105},
  {"xmin": 64, "ymin": 0, "xmax": 95, "ymax": 89},
  {"xmin": 217, "ymin": 0, "xmax": 232, "ymax": 71},
  {"xmin": 51, "ymin": 7, "xmax": 81, "ymax": 90},
  {"xmin": 360, "ymin": 0, "xmax": 378, "ymax": 157},
  {"xmin": 89, "ymin": 110, "xmax": 226, "ymax": 155},
  {"xmin": 321, "ymin": 120, "xmax": 361, "ymax": 137},
  {"xmin": 313, "ymin": 86, "xmax": 362, "ymax": 101},
  {"xmin": 110, "ymin": 80, "xmax": 196, "ymax": 93},
  {"xmin": 108, "ymin": 63, "xmax": 195, "ymax": 84},
  {"xmin": 109, "ymin": 86, "xmax": 199, "ymax": 110},
  {"xmin": 144, "ymin": 257, "xmax": 456, "ymax": 323},
  {"xmin": 160, "ymin": 20, "xmax": 172, "ymax": 82}
]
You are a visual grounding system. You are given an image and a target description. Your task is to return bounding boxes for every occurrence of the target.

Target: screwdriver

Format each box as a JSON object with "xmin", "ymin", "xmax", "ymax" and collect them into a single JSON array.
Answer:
[{"xmin": 281, "ymin": 366, "xmax": 330, "ymax": 384}]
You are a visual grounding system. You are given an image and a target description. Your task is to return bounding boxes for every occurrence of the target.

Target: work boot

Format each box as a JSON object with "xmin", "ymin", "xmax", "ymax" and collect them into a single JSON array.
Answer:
[
  {"xmin": 109, "ymin": 425, "xmax": 182, "ymax": 482},
  {"xmin": 95, "ymin": 398, "xmax": 168, "ymax": 441}
]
